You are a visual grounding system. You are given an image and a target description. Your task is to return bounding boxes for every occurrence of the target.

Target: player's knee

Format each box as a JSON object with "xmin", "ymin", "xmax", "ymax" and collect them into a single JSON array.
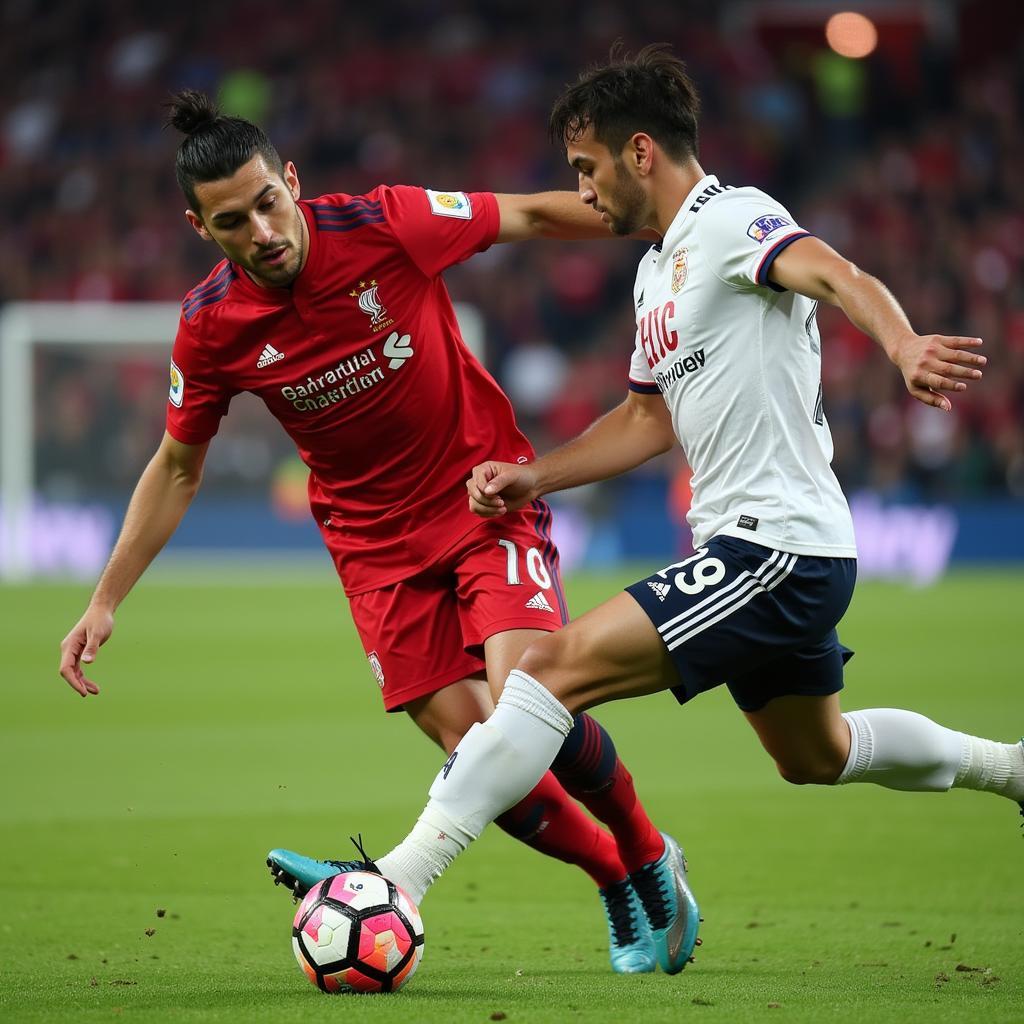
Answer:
[
  {"xmin": 516, "ymin": 630, "xmax": 588, "ymax": 711},
  {"xmin": 775, "ymin": 753, "xmax": 845, "ymax": 786},
  {"xmin": 517, "ymin": 630, "xmax": 571, "ymax": 684}
]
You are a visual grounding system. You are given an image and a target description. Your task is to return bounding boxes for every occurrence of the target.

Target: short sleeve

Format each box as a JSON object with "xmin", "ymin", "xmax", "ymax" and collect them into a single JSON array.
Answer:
[
  {"xmin": 381, "ymin": 186, "xmax": 500, "ymax": 278},
  {"xmin": 628, "ymin": 331, "xmax": 660, "ymax": 394},
  {"xmin": 696, "ymin": 190, "xmax": 811, "ymax": 293},
  {"xmin": 165, "ymin": 317, "xmax": 233, "ymax": 445}
]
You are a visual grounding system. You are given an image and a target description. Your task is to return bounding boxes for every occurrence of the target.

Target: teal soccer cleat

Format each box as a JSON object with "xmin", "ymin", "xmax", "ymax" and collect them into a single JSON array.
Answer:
[
  {"xmin": 629, "ymin": 832, "xmax": 701, "ymax": 974},
  {"xmin": 598, "ymin": 878, "xmax": 656, "ymax": 973},
  {"xmin": 267, "ymin": 836, "xmax": 378, "ymax": 900}
]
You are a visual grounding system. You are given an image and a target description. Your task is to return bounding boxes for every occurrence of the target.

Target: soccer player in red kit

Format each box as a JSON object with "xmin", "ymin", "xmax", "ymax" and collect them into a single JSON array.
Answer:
[{"xmin": 57, "ymin": 91, "xmax": 694, "ymax": 973}]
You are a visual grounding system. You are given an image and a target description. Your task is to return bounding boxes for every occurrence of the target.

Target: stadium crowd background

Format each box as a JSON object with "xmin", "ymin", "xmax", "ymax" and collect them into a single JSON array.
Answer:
[{"xmin": 5, "ymin": 0, "xmax": 1022, "ymax": 515}]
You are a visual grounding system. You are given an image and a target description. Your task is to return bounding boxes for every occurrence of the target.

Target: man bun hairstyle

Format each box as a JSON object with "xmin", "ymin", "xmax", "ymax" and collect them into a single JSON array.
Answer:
[
  {"xmin": 166, "ymin": 89, "xmax": 284, "ymax": 213},
  {"xmin": 549, "ymin": 43, "xmax": 700, "ymax": 163}
]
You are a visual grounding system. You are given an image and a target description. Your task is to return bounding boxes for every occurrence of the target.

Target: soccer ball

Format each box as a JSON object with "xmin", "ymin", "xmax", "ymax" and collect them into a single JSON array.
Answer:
[{"xmin": 291, "ymin": 871, "xmax": 424, "ymax": 994}]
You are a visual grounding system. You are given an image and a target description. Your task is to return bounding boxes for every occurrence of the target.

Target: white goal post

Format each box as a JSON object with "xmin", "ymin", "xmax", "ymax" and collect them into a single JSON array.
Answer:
[
  {"xmin": 0, "ymin": 302, "xmax": 180, "ymax": 582},
  {"xmin": 0, "ymin": 300, "xmax": 484, "ymax": 582}
]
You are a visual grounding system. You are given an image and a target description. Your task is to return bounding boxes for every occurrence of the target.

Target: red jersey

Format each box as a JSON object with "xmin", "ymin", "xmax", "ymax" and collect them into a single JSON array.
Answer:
[{"xmin": 166, "ymin": 186, "xmax": 534, "ymax": 595}]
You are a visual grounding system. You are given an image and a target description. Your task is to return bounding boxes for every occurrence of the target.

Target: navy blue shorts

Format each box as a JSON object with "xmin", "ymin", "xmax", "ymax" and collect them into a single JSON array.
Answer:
[{"xmin": 626, "ymin": 536, "xmax": 856, "ymax": 712}]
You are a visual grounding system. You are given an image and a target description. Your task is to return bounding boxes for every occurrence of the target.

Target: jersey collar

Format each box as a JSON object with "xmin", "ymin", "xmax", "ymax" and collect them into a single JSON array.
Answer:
[{"xmin": 657, "ymin": 174, "xmax": 720, "ymax": 253}]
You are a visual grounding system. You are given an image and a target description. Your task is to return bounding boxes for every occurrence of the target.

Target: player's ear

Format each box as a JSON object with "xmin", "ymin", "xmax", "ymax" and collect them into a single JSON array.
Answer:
[
  {"xmin": 629, "ymin": 133, "xmax": 655, "ymax": 176},
  {"xmin": 185, "ymin": 209, "xmax": 212, "ymax": 241},
  {"xmin": 283, "ymin": 161, "xmax": 301, "ymax": 200}
]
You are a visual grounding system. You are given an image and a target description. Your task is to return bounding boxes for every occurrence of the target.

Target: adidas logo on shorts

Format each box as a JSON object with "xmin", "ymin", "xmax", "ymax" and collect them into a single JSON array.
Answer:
[
  {"xmin": 257, "ymin": 343, "xmax": 285, "ymax": 368},
  {"xmin": 525, "ymin": 591, "xmax": 554, "ymax": 612},
  {"xmin": 647, "ymin": 580, "xmax": 671, "ymax": 602}
]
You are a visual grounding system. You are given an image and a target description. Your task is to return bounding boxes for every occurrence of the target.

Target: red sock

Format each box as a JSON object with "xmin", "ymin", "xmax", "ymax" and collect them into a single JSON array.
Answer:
[
  {"xmin": 495, "ymin": 770, "xmax": 625, "ymax": 888},
  {"xmin": 552, "ymin": 714, "xmax": 665, "ymax": 874}
]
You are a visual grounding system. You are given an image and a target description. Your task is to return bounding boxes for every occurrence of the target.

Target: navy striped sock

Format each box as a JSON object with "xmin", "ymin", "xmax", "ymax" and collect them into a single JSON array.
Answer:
[{"xmin": 552, "ymin": 714, "xmax": 665, "ymax": 873}]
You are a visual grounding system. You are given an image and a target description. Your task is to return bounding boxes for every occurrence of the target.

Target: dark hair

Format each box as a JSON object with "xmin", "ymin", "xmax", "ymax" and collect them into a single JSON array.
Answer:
[
  {"xmin": 166, "ymin": 89, "xmax": 284, "ymax": 212},
  {"xmin": 549, "ymin": 43, "xmax": 700, "ymax": 162}
]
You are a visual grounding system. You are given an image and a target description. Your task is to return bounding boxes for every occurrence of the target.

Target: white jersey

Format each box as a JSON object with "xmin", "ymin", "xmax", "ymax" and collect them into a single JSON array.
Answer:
[{"xmin": 628, "ymin": 174, "xmax": 857, "ymax": 558}]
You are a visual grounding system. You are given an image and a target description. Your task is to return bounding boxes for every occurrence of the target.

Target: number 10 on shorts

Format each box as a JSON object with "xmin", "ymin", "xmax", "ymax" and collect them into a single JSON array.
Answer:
[{"xmin": 498, "ymin": 539, "xmax": 552, "ymax": 589}]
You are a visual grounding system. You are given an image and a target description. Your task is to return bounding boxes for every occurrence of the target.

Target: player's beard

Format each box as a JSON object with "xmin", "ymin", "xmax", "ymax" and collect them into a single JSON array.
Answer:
[
  {"xmin": 604, "ymin": 160, "xmax": 648, "ymax": 236},
  {"xmin": 249, "ymin": 206, "xmax": 306, "ymax": 288}
]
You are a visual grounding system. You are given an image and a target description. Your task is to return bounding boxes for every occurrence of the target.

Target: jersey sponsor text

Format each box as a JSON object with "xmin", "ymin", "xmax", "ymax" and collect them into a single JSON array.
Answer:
[
  {"xmin": 654, "ymin": 349, "xmax": 706, "ymax": 392},
  {"xmin": 638, "ymin": 301, "xmax": 680, "ymax": 369},
  {"xmin": 280, "ymin": 346, "xmax": 385, "ymax": 411}
]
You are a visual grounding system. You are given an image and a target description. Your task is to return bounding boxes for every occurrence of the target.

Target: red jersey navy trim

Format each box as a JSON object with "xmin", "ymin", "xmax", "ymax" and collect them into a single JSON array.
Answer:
[
  {"xmin": 182, "ymin": 262, "xmax": 237, "ymax": 321},
  {"xmin": 530, "ymin": 499, "xmax": 569, "ymax": 625},
  {"xmin": 755, "ymin": 231, "xmax": 811, "ymax": 292},
  {"xmin": 628, "ymin": 378, "xmax": 661, "ymax": 395},
  {"xmin": 310, "ymin": 198, "xmax": 386, "ymax": 233}
]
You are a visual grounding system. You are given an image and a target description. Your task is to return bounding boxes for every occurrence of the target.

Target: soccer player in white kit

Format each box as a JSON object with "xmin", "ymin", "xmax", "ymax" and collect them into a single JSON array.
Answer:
[{"xmin": 338, "ymin": 46, "xmax": 1023, "ymax": 963}]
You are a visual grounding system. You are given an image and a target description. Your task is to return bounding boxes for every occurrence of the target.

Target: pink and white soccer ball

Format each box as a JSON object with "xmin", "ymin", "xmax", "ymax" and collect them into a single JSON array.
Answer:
[{"xmin": 291, "ymin": 871, "xmax": 424, "ymax": 994}]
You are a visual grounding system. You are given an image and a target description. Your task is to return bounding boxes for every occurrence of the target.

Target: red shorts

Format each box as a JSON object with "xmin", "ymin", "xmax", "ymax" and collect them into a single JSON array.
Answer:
[{"xmin": 347, "ymin": 501, "xmax": 569, "ymax": 711}]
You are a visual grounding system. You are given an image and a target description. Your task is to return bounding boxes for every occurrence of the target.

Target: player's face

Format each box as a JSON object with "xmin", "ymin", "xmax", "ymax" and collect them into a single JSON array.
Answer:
[
  {"xmin": 187, "ymin": 155, "xmax": 307, "ymax": 288},
  {"xmin": 568, "ymin": 126, "xmax": 648, "ymax": 236}
]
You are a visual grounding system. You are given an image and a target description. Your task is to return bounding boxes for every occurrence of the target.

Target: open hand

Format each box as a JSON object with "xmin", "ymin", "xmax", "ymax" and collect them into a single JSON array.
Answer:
[
  {"xmin": 890, "ymin": 333, "xmax": 985, "ymax": 411},
  {"xmin": 58, "ymin": 606, "xmax": 114, "ymax": 697}
]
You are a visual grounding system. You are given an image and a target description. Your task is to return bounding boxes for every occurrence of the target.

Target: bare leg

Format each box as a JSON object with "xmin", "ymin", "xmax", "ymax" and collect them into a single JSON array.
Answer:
[
  {"xmin": 517, "ymin": 592, "xmax": 678, "ymax": 713},
  {"xmin": 744, "ymin": 694, "xmax": 1024, "ymax": 801},
  {"xmin": 483, "ymin": 628, "xmax": 548, "ymax": 700},
  {"xmin": 743, "ymin": 693, "xmax": 851, "ymax": 784},
  {"xmin": 405, "ymin": 675, "xmax": 494, "ymax": 754}
]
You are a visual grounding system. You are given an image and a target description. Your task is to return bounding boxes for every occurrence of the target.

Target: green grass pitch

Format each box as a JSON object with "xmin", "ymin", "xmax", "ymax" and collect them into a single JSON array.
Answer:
[{"xmin": 2, "ymin": 566, "xmax": 1022, "ymax": 1022}]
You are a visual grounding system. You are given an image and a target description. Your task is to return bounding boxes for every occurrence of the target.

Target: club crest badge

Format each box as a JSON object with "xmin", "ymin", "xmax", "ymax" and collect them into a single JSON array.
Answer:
[
  {"xmin": 168, "ymin": 360, "xmax": 185, "ymax": 407},
  {"xmin": 671, "ymin": 247, "xmax": 688, "ymax": 293},
  {"xmin": 368, "ymin": 651, "xmax": 385, "ymax": 689},
  {"xmin": 349, "ymin": 279, "xmax": 395, "ymax": 333}
]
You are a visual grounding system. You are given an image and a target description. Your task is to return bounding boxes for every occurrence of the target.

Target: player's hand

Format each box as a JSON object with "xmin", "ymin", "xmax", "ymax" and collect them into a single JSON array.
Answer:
[
  {"xmin": 889, "ymin": 333, "xmax": 985, "ymax": 411},
  {"xmin": 58, "ymin": 606, "xmax": 114, "ymax": 697},
  {"xmin": 467, "ymin": 461, "xmax": 539, "ymax": 517}
]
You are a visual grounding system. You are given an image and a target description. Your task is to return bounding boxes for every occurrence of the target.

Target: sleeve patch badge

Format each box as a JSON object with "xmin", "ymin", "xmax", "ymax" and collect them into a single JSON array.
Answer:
[
  {"xmin": 747, "ymin": 214, "xmax": 791, "ymax": 244},
  {"xmin": 169, "ymin": 360, "xmax": 185, "ymax": 407},
  {"xmin": 426, "ymin": 189, "xmax": 472, "ymax": 219}
]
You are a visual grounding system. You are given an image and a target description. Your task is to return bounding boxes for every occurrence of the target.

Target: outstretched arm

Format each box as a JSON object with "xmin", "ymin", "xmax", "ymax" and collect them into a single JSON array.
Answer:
[
  {"xmin": 769, "ymin": 236, "xmax": 985, "ymax": 411},
  {"xmin": 467, "ymin": 390, "xmax": 675, "ymax": 516},
  {"xmin": 494, "ymin": 192, "xmax": 658, "ymax": 243},
  {"xmin": 58, "ymin": 431, "xmax": 208, "ymax": 696}
]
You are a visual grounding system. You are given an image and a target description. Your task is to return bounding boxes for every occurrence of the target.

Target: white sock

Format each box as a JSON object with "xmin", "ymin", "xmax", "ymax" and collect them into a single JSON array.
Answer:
[
  {"xmin": 376, "ymin": 670, "xmax": 573, "ymax": 904},
  {"xmin": 838, "ymin": 708, "xmax": 1024, "ymax": 799},
  {"xmin": 953, "ymin": 733, "xmax": 1024, "ymax": 799}
]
